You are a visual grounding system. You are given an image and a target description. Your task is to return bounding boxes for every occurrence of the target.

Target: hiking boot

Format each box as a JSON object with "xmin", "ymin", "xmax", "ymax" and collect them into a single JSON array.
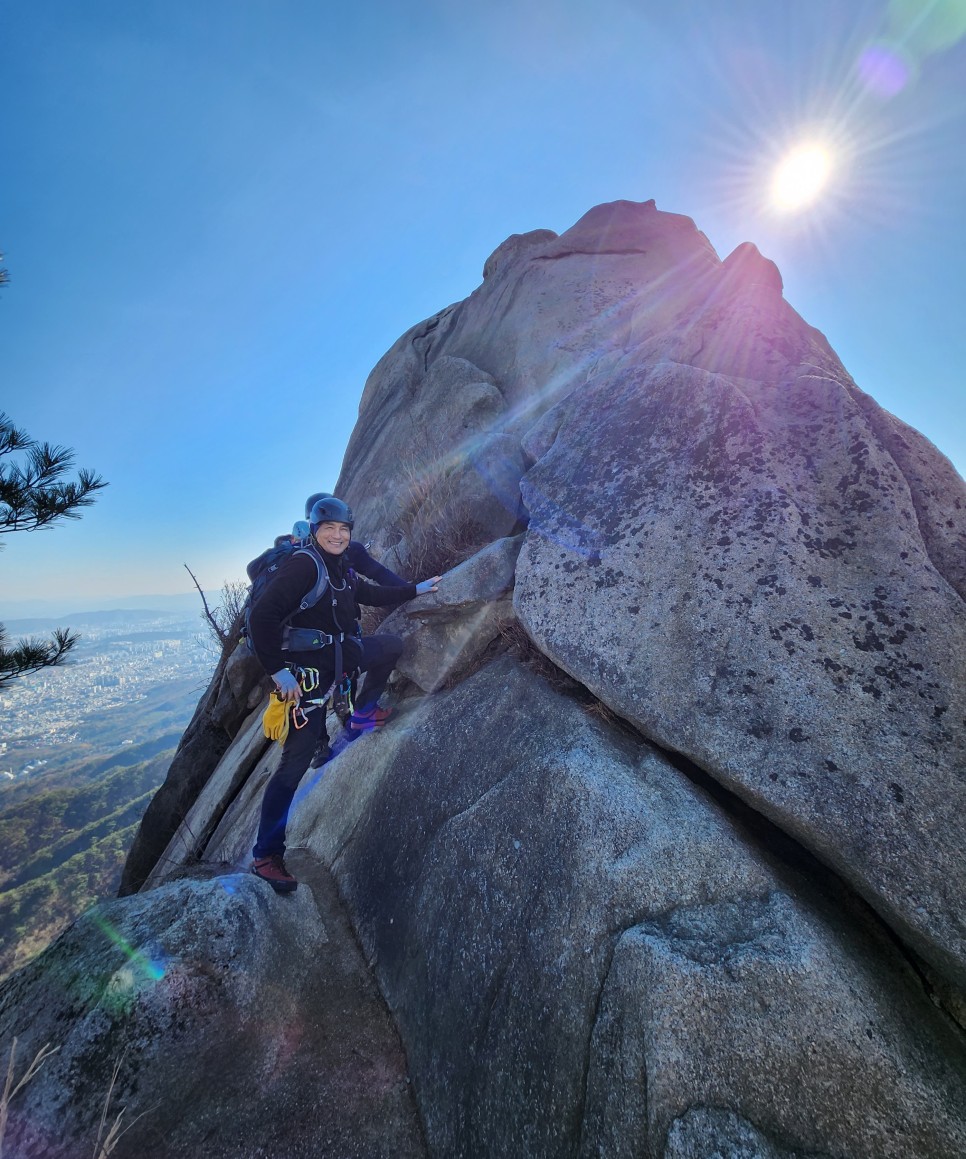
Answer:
[
  {"xmin": 251, "ymin": 854, "xmax": 298, "ymax": 893},
  {"xmin": 349, "ymin": 704, "xmax": 393, "ymax": 734},
  {"xmin": 309, "ymin": 739, "xmax": 332, "ymax": 770}
]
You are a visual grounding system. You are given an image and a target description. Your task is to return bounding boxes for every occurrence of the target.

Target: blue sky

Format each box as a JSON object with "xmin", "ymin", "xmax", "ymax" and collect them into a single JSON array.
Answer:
[{"xmin": 2, "ymin": 0, "xmax": 964, "ymax": 614}]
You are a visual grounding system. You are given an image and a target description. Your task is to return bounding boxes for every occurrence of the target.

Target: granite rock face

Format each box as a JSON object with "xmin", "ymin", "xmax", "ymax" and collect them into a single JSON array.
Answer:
[
  {"xmin": 512, "ymin": 313, "xmax": 966, "ymax": 995},
  {"xmin": 14, "ymin": 199, "xmax": 966, "ymax": 1157},
  {"xmin": 338, "ymin": 200, "xmax": 727, "ymax": 563},
  {"xmin": 380, "ymin": 533, "xmax": 523, "ymax": 692},
  {"xmin": 295, "ymin": 660, "xmax": 966, "ymax": 1158},
  {"xmin": 119, "ymin": 642, "xmax": 266, "ymax": 894},
  {"xmin": 141, "ymin": 702, "xmax": 271, "ymax": 889}
]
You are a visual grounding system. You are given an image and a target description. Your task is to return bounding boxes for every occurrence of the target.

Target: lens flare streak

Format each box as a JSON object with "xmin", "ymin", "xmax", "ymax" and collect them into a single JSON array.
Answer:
[{"xmin": 93, "ymin": 915, "xmax": 167, "ymax": 983}]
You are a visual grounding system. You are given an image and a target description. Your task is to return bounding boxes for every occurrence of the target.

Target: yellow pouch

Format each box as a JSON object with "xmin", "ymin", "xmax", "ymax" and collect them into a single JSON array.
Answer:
[{"xmin": 262, "ymin": 694, "xmax": 291, "ymax": 744}]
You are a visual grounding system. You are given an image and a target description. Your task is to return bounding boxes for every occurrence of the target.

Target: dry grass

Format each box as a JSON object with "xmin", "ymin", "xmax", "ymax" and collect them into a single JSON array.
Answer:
[
  {"xmin": 92, "ymin": 1052, "xmax": 153, "ymax": 1158},
  {"xmin": 209, "ymin": 579, "xmax": 248, "ymax": 658},
  {"xmin": 354, "ymin": 451, "xmax": 486, "ymax": 639},
  {"xmin": 382, "ymin": 444, "xmax": 486, "ymax": 582},
  {"xmin": 497, "ymin": 621, "xmax": 631, "ymax": 730},
  {"xmin": 0, "ymin": 1038, "xmax": 59, "ymax": 1158},
  {"xmin": 581, "ymin": 696, "xmax": 625, "ymax": 730},
  {"xmin": 359, "ymin": 604, "xmax": 395, "ymax": 635},
  {"xmin": 497, "ymin": 621, "xmax": 584, "ymax": 697},
  {"xmin": 0, "ymin": 1039, "xmax": 151, "ymax": 1159}
]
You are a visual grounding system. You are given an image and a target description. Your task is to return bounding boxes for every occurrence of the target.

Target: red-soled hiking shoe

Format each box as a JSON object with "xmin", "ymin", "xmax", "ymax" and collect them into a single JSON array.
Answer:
[
  {"xmin": 348, "ymin": 704, "xmax": 393, "ymax": 734},
  {"xmin": 251, "ymin": 854, "xmax": 298, "ymax": 893}
]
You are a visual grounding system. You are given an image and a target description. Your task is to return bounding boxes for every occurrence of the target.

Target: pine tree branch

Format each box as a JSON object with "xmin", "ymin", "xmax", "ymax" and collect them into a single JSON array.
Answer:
[
  {"xmin": 0, "ymin": 412, "xmax": 104, "ymax": 687},
  {"xmin": 0, "ymin": 467, "xmax": 107, "ymax": 534},
  {"xmin": 0, "ymin": 414, "xmax": 107, "ymax": 537},
  {"xmin": 0, "ymin": 417, "xmax": 32, "ymax": 459},
  {"xmin": 0, "ymin": 627, "xmax": 78, "ymax": 687}
]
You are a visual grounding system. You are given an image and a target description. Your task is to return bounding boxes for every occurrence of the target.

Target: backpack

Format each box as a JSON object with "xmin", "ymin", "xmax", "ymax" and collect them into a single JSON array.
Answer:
[{"xmin": 240, "ymin": 537, "xmax": 332, "ymax": 654}]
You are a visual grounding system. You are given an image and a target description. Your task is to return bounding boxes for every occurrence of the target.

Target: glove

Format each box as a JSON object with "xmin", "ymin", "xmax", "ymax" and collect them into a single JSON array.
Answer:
[
  {"xmin": 262, "ymin": 695, "xmax": 291, "ymax": 743},
  {"xmin": 416, "ymin": 576, "xmax": 441, "ymax": 595},
  {"xmin": 272, "ymin": 668, "xmax": 301, "ymax": 701}
]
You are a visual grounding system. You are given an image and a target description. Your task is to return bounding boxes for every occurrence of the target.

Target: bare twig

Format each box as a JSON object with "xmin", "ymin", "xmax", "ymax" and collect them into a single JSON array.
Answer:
[
  {"xmin": 186, "ymin": 568, "xmax": 247, "ymax": 658},
  {"xmin": 184, "ymin": 564, "xmax": 224, "ymax": 643}
]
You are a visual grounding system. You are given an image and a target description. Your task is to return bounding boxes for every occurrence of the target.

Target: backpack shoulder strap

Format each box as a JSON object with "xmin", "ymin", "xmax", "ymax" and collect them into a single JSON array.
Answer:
[{"xmin": 294, "ymin": 544, "xmax": 330, "ymax": 612}]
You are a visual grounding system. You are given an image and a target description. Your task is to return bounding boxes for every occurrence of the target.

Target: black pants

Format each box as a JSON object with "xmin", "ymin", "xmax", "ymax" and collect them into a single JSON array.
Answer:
[{"xmin": 253, "ymin": 633, "xmax": 403, "ymax": 859}]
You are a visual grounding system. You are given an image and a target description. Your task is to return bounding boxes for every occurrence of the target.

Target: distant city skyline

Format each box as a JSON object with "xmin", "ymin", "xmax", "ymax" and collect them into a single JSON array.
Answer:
[
  {"xmin": 0, "ymin": 605, "xmax": 211, "ymax": 777},
  {"xmin": 3, "ymin": 0, "xmax": 964, "ymax": 603}
]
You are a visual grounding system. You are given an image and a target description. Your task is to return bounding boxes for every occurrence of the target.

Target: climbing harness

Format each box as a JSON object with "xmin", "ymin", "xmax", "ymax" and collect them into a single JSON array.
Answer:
[
  {"xmin": 263, "ymin": 666, "xmax": 331, "ymax": 742},
  {"xmin": 294, "ymin": 666, "xmax": 320, "ymax": 693},
  {"xmin": 289, "ymin": 666, "xmax": 327, "ymax": 730},
  {"xmin": 253, "ymin": 542, "xmax": 366, "ymax": 739}
]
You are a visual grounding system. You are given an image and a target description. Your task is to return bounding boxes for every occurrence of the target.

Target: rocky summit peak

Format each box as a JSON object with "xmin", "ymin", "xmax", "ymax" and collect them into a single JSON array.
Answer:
[{"xmin": 722, "ymin": 239, "xmax": 784, "ymax": 293}]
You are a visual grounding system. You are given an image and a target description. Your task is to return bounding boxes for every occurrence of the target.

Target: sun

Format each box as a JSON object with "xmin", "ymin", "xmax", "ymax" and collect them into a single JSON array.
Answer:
[{"xmin": 770, "ymin": 143, "xmax": 833, "ymax": 212}]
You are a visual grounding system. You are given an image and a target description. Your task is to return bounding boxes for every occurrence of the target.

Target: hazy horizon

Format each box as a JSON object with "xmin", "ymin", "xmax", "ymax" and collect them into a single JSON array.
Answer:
[{"xmin": 0, "ymin": 591, "xmax": 216, "ymax": 624}]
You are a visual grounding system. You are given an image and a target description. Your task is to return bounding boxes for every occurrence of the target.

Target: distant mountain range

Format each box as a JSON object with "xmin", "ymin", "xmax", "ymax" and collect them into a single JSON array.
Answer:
[
  {"xmin": 0, "ymin": 591, "xmax": 220, "ymax": 622},
  {"xmin": 4, "ymin": 608, "xmax": 201, "ymax": 634}
]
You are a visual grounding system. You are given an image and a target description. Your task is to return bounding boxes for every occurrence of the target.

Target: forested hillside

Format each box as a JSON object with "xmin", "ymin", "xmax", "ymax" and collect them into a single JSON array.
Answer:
[{"xmin": 0, "ymin": 751, "xmax": 172, "ymax": 978}]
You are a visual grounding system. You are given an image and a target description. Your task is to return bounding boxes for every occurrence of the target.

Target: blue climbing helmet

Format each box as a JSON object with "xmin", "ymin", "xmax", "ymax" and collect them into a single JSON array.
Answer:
[
  {"xmin": 304, "ymin": 492, "xmax": 332, "ymax": 519},
  {"xmin": 309, "ymin": 495, "xmax": 354, "ymax": 532}
]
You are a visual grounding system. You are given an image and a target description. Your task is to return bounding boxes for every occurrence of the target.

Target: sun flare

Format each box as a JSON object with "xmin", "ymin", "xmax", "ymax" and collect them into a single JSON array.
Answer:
[{"xmin": 771, "ymin": 144, "xmax": 833, "ymax": 212}]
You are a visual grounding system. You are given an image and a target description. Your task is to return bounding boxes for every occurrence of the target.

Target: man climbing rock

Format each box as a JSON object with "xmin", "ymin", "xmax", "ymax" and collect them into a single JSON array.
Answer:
[
  {"xmin": 300, "ymin": 492, "xmax": 408, "ymax": 768},
  {"xmin": 248, "ymin": 495, "xmax": 440, "ymax": 892}
]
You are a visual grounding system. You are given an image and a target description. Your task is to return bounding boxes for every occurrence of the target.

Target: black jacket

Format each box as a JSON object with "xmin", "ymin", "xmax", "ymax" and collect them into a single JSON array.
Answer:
[
  {"xmin": 249, "ymin": 544, "xmax": 415, "ymax": 676},
  {"xmin": 346, "ymin": 540, "xmax": 407, "ymax": 586}
]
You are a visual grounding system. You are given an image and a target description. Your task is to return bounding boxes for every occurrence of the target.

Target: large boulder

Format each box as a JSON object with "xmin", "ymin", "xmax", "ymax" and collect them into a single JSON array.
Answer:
[
  {"xmin": 513, "ymin": 346, "xmax": 966, "ymax": 997},
  {"xmin": 358, "ymin": 355, "xmax": 523, "ymax": 563},
  {"xmin": 0, "ymin": 866, "xmax": 426, "ymax": 1158},
  {"xmin": 287, "ymin": 658, "xmax": 966, "ymax": 1158},
  {"xmin": 381, "ymin": 534, "xmax": 523, "ymax": 692},
  {"xmin": 328, "ymin": 198, "xmax": 966, "ymax": 1001}
]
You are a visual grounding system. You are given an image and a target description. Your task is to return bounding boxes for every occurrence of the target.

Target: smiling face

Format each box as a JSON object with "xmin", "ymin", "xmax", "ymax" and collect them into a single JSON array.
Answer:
[{"xmin": 314, "ymin": 521, "xmax": 351, "ymax": 555}]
